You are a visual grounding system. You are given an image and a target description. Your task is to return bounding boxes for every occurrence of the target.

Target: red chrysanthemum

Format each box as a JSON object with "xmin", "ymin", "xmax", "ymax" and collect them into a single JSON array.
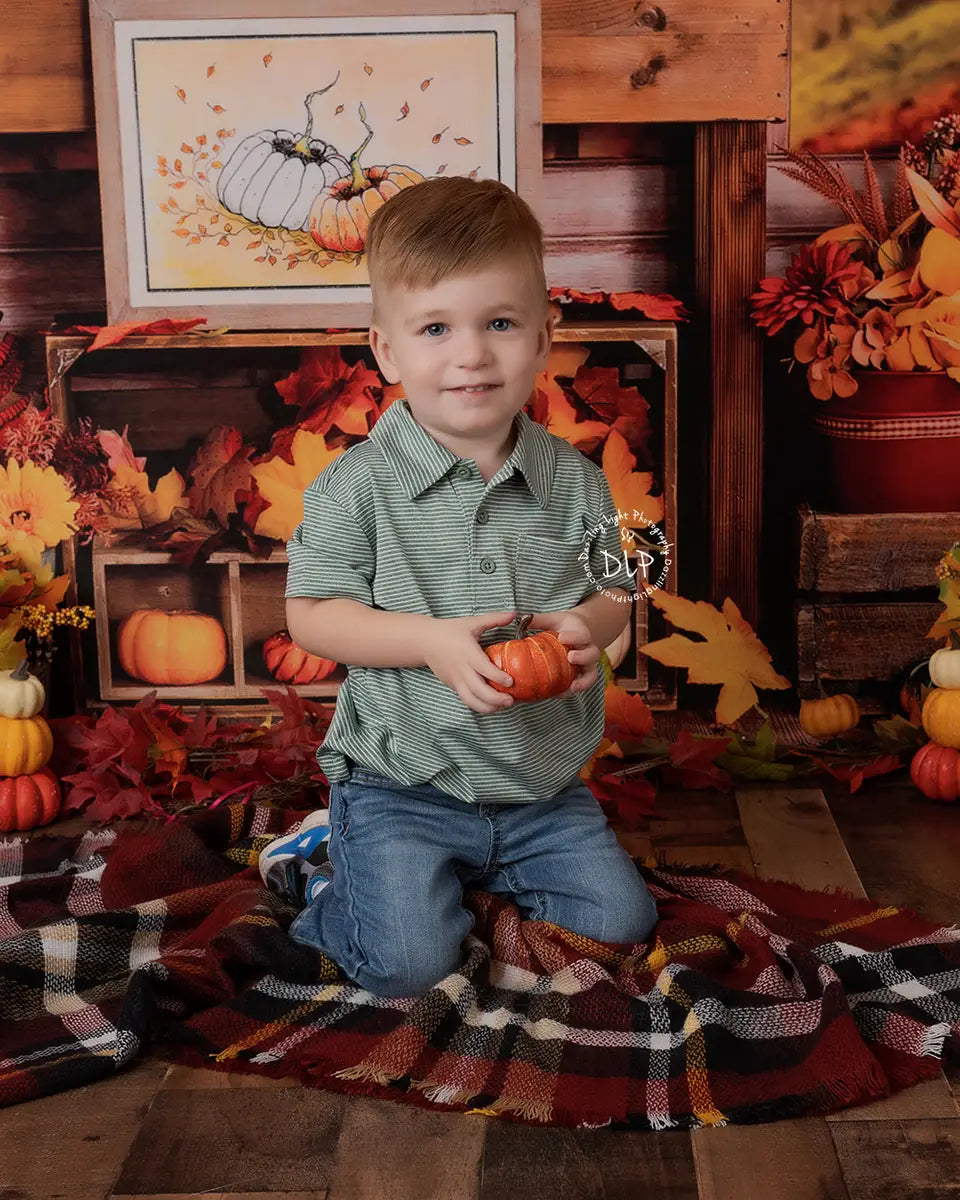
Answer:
[{"xmin": 750, "ymin": 242, "xmax": 865, "ymax": 337}]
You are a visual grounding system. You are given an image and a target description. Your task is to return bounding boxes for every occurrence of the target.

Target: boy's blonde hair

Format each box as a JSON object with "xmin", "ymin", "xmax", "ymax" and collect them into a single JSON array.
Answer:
[{"xmin": 365, "ymin": 176, "xmax": 547, "ymax": 319}]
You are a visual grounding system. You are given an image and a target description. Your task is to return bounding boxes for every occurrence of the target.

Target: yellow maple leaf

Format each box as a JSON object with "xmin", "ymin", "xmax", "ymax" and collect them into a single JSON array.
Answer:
[
  {"xmin": 106, "ymin": 465, "xmax": 188, "ymax": 530},
  {"xmin": 0, "ymin": 612, "xmax": 24, "ymax": 670},
  {"xmin": 602, "ymin": 428, "xmax": 664, "ymax": 530},
  {"xmin": 640, "ymin": 591, "xmax": 792, "ymax": 726},
  {"xmin": 927, "ymin": 577, "xmax": 960, "ymax": 642},
  {"xmin": 251, "ymin": 428, "xmax": 345, "ymax": 542}
]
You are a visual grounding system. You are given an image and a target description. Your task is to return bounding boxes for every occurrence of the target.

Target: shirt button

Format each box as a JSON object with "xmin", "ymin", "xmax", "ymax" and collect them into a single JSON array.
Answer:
[
  {"xmin": 476, "ymin": 508, "xmax": 489, "ymax": 524},
  {"xmin": 455, "ymin": 464, "xmax": 472, "ymax": 480},
  {"xmin": 479, "ymin": 558, "xmax": 496, "ymax": 574}
]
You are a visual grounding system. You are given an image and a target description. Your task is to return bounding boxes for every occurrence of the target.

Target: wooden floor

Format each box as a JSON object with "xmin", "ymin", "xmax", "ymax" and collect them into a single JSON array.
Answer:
[{"xmin": 4, "ymin": 778, "xmax": 960, "ymax": 1200}]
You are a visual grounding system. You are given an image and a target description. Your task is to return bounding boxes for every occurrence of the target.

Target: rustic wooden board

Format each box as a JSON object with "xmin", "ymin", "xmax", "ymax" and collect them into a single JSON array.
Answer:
[
  {"xmin": 796, "ymin": 506, "xmax": 958, "ymax": 594},
  {"xmin": 796, "ymin": 602, "xmax": 942, "ymax": 686},
  {"xmin": 110, "ymin": 1088, "xmax": 348, "ymax": 1195},
  {"xmin": 828, "ymin": 1119, "xmax": 960, "ymax": 1199},
  {"xmin": 1, "ymin": 0, "xmax": 787, "ymax": 134},
  {"xmin": 692, "ymin": 1119, "xmax": 851, "ymax": 1200},
  {"xmin": 0, "ymin": 1059, "xmax": 168, "ymax": 1200},
  {"xmin": 480, "ymin": 1122, "xmax": 699, "ymax": 1200}
]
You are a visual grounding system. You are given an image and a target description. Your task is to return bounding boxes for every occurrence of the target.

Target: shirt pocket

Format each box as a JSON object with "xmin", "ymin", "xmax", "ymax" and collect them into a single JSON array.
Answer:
[{"xmin": 515, "ymin": 532, "xmax": 589, "ymax": 613}]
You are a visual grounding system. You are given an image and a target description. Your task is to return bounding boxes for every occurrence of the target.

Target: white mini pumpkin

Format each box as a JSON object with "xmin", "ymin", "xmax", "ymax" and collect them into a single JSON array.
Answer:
[
  {"xmin": 216, "ymin": 77, "xmax": 350, "ymax": 231},
  {"xmin": 0, "ymin": 659, "xmax": 45, "ymax": 719},
  {"xmin": 930, "ymin": 646, "xmax": 960, "ymax": 690}
]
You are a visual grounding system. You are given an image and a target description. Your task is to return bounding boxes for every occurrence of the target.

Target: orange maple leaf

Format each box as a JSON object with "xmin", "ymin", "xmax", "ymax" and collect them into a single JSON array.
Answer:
[
  {"xmin": 604, "ymin": 684, "xmax": 655, "ymax": 741},
  {"xmin": 274, "ymin": 347, "xmax": 383, "ymax": 438},
  {"xmin": 640, "ymin": 592, "xmax": 792, "ymax": 726},
  {"xmin": 186, "ymin": 426, "xmax": 257, "ymax": 526},
  {"xmin": 536, "ymin": 376, "xmax": 610, "ymax": 449},
  {"xmin": 602, "ymin": 428, "xmax": 664, "ymax": 528}
]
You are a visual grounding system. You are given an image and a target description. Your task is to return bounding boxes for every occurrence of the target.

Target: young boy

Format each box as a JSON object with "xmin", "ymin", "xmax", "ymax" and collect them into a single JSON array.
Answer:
[{"xmin": 259, "ymin": 176, "xmax": 657, "ymax": 997}]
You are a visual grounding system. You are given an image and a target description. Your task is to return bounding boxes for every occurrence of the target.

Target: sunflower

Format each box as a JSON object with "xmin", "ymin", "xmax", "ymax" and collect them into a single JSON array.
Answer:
[{"xmin": 0, "ymin": 459, "xmax": 78, "ymax": 575}]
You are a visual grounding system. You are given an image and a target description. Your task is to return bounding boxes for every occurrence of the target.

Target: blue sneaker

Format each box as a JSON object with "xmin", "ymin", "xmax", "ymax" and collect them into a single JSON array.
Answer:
[{"xmin": 259, "ymin": 809, "xmax": 332, "ymax": 907}]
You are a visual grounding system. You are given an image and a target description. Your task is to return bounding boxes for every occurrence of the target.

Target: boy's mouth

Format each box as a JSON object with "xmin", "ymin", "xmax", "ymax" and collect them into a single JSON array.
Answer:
[{"xmin": 448, "ymin": 384, "xmax": 500, "ymax": 395}]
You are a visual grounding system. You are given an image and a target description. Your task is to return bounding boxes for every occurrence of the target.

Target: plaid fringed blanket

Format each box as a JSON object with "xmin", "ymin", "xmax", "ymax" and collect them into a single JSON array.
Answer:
[{"xmin": 1, "ymin": 802, "xmax": 959, "ymax": 1128}]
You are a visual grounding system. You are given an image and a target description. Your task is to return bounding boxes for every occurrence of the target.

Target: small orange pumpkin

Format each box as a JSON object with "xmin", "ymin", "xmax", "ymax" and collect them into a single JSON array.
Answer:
[
  {"xmin": 263, "ymin": 629, "xmax": 337, "ymax": 685},
  {"xmin": 484, "ymin": 617, "xmax": 576, "ymax": 703},
  {"xmin": 799, "ymin": 693, "xmax": 860, "ymax": 737},
  {"xmin": 910, "ymin": 740, "xmax": 960, "ymax": 802},
  {"xmin": 922, "ymin": 688, "xmax": 960, "ymax": 749},
  {"xmin": 0, "ymin": 714, "xmax": 53, "ymax": 775},
  {"xmin": 308, "ymin": 104, "xmax": 423, "ymax": 254},
  {"xmin": 117, "ymin": 608, "xmax": 227, "ymax": 685},
  {"xmin": 0, "ymin": 766, "xmax": 61, "ymax": 833}
]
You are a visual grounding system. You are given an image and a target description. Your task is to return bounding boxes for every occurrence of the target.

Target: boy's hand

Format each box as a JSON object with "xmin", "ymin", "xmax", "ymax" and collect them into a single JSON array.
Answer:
[
  {"xmin": 527, "ymin": 609, "xmax": 599, "ymax": 696},
  {"xmin": 422, "ymin": 610, "xmax": 518, "ymax": 714}
]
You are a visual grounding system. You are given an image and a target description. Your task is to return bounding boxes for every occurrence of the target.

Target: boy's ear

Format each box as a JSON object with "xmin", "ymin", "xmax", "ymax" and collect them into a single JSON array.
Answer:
[
  {"xmin": 369, "ymin": 323, "xmax": 400, "ymax": 384},
  {"xmin": 535, "ymin": 303, "xmax": 556, "ymax": 369}
]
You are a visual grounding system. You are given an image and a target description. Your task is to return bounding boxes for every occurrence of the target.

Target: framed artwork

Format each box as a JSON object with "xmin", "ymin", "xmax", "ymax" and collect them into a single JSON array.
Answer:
[{"xmin": 88, "ymin": 0, "xmax": 542, "ymax": 330}]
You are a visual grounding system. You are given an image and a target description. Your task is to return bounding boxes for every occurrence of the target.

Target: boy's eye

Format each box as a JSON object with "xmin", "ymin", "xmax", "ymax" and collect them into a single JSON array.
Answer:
[
  {"xmin": 489, "ymin": 318, "xmax": 514, "ymax": 331},
  {"xmin": 422, "ymin": 322, "xmax": 447, "ymax": 337}
]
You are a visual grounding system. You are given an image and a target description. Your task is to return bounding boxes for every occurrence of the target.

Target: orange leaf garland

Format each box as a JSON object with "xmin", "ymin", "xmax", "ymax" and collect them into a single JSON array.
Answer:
[
  {"xmin": 641, "ymin": 592, "xmax": 792, "ymax": 726},
  {"xmin": 64, "ymin": 317, "xmax": 208, "ymax": 352}
]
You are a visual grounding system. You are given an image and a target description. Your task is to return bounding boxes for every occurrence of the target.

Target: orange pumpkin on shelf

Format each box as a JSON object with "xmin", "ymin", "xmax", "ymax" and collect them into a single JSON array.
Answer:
[
  {"xmin": 484, "ymin": 615, "xmax": 576, "ymax": 703},
  {"xmin": 117, "ymin": 608, "xmax": 228, "ymax": 685},
  {"xmin": 0, "ymin": 767, "xmax": 61, "ymax": 833},
  {"xmin": 308, "ymin": 104, "xmax": 423, "ymax": 254},
  {"xmin": 263, "ymin": 629, "xmax": 337, "ymax": 685},
  {"xmin": 799, "ymin": 693, "xmax": 860, "ymax": 737},
  {"xmin": 910, "ymin": 741, "xmax": 960, "ymax": 803}
]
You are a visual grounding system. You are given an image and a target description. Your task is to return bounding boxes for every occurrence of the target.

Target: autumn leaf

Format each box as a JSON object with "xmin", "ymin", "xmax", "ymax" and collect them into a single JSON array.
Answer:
[
  {"xmin": 63, "ymin": 317, "xmax": 207, "ymax": 353},
  {"xmin": 175, "ymin": 87, "xmax": 187, "ymax": 102},
  {"xmin": 715, "ymin": 721, "xmax": 800, "ymax": 781},
  {"xmin": 140, "ymin": 508, "xmax": 227, "ymax": 567},
  {"xmin": 397, "ymin": 101, "xmax": 410, "ymax": 121},
  {"xmin": 808, "ymin": 752, "xmax": 903, "ymax": 794},
  {"xmin": 602, "ymin": 429, "xmax": 664, "ymax": 527},
  {"xmin": 421, "ymin": 78, "xmax": 433, "ymax": 90},
  {"xmin": 536, "ymin": 376, "xmax": 610, "ymax": 450},
  {"xmin": 548, "ymin": 287, "xmax": 689, "ymax": 322},
  {"xmin": 572, "ymin": 364, "xmax": 653, "ymax": 458},
  {"xmin": 604, "ymin": 683, "xmax": 655, "ymax": 742},
  {"xmin": 186, "ymin": 426, "xmax": 257, "ymax": 526},
  {"xmin": 274, "ymin": 346, "xmax": 382, "ymax": 437},
  {"xmin": 432, "ymin": 126, "xmax": 450, "ymax": 144},
  {"xmin": 105, "ymin": 464, "xmax": 189, "ymax": 531},
  {"xmin": 454, "ymin": 136, "xmax": 473, "ymax": 145},
  {"xmin": 663, "ymin": 728, "xmax": 734, "ymax": 791},
  {"xmin": 927, "ymin": 547, "xmax": 960, "ymax": 640},
  {"xmin": 334, "ymin": 104, "xmax": 344, "ymax": 115},
  {"xmin": 586, "ymin": 772, "xmax": 657, "ymax": 829},
  {"xmin": 579, "ymin": 737, "xmax": 623, "ymax": 781},
  {"xmin": 641, "ymin": 592, "xmax": 792, "ymax": 726},
  {"xmin": 363, "ymin": 62, "xmax": 373, "ymax": 74},
  {"xmin": 207, "ymin": 64, "xmax": 215, "ymax": 77},
  {"xmin": 263, "ymin": 53, "xmax": 273, "ymax": 67},
  {"xmin": 250, "ymin": 428, "xmax": 346, "ymax": 542}
]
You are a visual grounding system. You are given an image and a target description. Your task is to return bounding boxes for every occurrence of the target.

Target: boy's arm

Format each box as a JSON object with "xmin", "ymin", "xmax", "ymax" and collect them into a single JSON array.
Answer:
[
  {"xmin": 568, "ymin": 588, "xmax": 632, "ymax": 653},
  {"xmin": 286, "ymin": 596, "xmax": 433, "ymax": 668}
]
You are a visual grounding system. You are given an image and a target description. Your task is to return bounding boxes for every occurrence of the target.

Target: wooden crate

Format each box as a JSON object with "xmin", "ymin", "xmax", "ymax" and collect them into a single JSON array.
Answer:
[
  {"xmin": 794, "ymin": 504, "xmax": 955, "ymax": 700},
  {"xmin": 48, "ymin": 323, "xmax": 678, "ymax": 713}
]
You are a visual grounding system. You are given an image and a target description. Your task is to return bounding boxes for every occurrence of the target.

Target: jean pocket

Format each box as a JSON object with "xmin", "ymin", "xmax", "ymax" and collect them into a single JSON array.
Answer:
[{"xmin": 516, "ymin": 533, "xmax": 589, "ymax": 613}]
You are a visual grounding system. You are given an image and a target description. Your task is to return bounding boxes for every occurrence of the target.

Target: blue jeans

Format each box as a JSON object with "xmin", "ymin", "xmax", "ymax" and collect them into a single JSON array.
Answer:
[{"xmin": 288, "ymin": 763, "xmax": 658, "ymax": 997}]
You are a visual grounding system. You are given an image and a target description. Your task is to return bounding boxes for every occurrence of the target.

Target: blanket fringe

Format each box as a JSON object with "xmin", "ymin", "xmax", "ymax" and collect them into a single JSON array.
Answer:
[
  {"xmin": 922, "ymin": 1022, "xmax": 952, "ymax": 1057},
  {"xmin": 332, "ymin": 1064, "xmax": 396, "ymax": 1087}
]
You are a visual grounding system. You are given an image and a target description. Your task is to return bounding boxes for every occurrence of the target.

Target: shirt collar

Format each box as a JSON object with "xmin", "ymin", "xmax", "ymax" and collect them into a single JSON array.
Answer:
[{"xmin": 369, "ymin": 398, "xmax": 555, "ymax": 509}]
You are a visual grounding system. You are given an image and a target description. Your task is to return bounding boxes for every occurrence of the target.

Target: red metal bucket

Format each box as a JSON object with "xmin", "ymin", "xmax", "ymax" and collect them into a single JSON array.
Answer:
[{"xmin": 812, "ymin": 371, "xmax": 960, "ymax": 513}]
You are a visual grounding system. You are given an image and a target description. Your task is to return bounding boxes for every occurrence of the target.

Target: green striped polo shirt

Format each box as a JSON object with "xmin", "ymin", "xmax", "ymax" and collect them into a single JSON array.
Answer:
[{"xmin": 285, "ymin": 397, "xmax": 638, "ymax": 805}]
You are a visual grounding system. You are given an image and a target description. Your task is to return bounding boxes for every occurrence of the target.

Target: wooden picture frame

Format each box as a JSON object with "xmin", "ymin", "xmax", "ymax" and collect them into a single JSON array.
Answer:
[{"xmin": 88, "ymin": 0, "xmax": 542, "ymax": 330}]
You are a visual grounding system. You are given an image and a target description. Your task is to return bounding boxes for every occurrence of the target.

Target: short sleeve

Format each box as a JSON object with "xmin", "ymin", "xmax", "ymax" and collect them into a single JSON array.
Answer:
[
  {"xmin": 586, "ymin": 470, "xmax": 639, "ymax": 599},
  {"xmin": 285, "ymin": 486, "xmax": 375, "ymax": 604}
]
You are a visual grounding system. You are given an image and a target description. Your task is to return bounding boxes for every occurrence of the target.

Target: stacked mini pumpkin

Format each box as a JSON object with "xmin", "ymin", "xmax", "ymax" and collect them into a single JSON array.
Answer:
[
  {"xmin": 0, "ymin": 659, "xmax": 60, "ymax": 833},
  {"xmin": 912, "ymin": 638, "xmax": 960, "ymax": 802}
]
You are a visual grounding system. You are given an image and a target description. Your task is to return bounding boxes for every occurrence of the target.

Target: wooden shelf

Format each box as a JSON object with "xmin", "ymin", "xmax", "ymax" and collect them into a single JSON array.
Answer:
[{"xmin": 50, "ymin": 323, "xmax": 679, "ymax": 712}]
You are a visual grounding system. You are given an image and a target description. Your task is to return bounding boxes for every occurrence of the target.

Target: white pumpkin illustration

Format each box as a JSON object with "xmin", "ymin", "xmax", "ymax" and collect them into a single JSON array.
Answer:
[{"xmin": 216, "ymin": 74, "xmax": 351, "ymax": 231}]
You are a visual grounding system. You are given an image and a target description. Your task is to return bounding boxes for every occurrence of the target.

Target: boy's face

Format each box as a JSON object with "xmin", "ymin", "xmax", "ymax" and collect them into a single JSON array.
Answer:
[{"xmin": 368, "ymin": 258, "xmax": 554, "ymax": 457}]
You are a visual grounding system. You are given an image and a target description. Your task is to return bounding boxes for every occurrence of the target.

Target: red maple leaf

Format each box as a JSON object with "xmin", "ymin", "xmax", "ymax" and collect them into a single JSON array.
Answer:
[
  {"xmin": 662, "ymin": 729, "xmax": 734, "ymax": 792},
  {"xmin": 808, "ymin": 753, "xmax": 904, "ymax": 794},
  {"xmin": 587, "ymin": 771, "xmax": 657, "ymax": 829},
  {"xmin": 571, "ymin": 365, "xmax": 653, "ymax": 459},
  {"xmin": 187, "ymin": 426, "xmax": 257, "ymax": 525},
  {"xmin": 274, "ymin": 347, "xmax": 383, "ymax": 437}
]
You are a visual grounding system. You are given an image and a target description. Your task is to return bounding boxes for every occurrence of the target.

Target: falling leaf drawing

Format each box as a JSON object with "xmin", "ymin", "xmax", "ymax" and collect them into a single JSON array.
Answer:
[
  {"xmin": 432, "ymin": 126, "xmax": 450, "ymax": 143},
  {"xmin": 334, "ymin": 104, "xmax": 344, "ymax": 115},
  {"xmin": 469, "ymin": 166, "xmax": 480, "ymax": 179},
  {"xmin": 454, "ymin": 136, "xmax": 473, "ymax": 145},
  {"xmin": 180, "ymin": 142, "xmax": 193, "ymax": 154},
  {"xmin": 397, "ymin": 101, "xmax": 410, "ymax": 121},
  {"xmin": 640, "ymin": 592, "xmax": 792, "ymax": 726},
  {"xmin": 175, "ymin": 87, "xmax": 187, "ymax": 103},
  {"xmin": 363, "ymin": 62, "xmax": 373, "ymax": 75},
  {"xmin": 263, "ymin": 53, "xmax": 273, "ymax": 68},
  {"xmin": 206, "ymin": 64, "xmax": 215, "ymax": 78},
  {"xmin": 207, "ymin": 103, "xmax": 226, "ymax": 113},
  {"xmin": 436, "ymin": 164, "xmax": 447, "ymax": 173},
  {"xmin": 196, "ymin": 134, "xmax": 207, "ymax": 146}
]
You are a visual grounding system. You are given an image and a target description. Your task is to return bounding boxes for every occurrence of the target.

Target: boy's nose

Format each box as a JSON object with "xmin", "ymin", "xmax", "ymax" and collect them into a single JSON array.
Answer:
[{"xmin": 456, "ymin": 333, "xmax": 493, "ymax": 367}]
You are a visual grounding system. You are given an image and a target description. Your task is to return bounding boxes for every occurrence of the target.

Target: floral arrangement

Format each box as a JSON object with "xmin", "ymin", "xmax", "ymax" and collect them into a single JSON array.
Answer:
[{"xmin": 750, "ymin": 113, "xmax": 960, "ymax": 399}]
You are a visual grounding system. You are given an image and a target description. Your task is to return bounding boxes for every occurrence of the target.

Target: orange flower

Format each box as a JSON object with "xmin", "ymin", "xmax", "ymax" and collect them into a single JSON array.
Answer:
[
  {"xmin": 0, "ymin": 459, "xmax": 78, "ymax": 575},
  {"xmin": 852, "ymin": 307, "xmax": 898, "ymax": 368}
]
